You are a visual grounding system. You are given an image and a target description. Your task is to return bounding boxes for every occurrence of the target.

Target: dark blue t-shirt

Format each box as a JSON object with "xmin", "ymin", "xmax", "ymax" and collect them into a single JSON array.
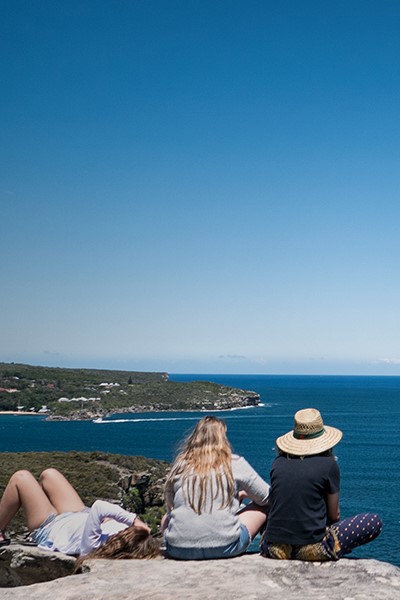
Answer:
[{"xmin": 265, "ymin": 455, "xmax": 340, "ymax": 545}]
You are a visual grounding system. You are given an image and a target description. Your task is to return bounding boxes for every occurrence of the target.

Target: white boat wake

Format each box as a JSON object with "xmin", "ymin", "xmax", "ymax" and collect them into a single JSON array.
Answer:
[{"xmin": 92, "ymin": 404, "xmax": 274, "ymax": 424}]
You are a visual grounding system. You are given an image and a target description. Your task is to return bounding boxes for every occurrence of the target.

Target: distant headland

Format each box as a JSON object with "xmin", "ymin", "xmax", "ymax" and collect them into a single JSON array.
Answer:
[{"xmin": 0, "ymin": 363, "xmax": 260, "ymax": 420}]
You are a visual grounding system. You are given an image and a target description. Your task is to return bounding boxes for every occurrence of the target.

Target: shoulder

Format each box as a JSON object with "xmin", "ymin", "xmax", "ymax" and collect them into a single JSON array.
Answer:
[
  {"xmin": 231, "ymin": 454, "xmax": 256, "ymax": 476},
  {"xmin": 231, "ymin": 453, "xmax": 242, "ymax": 462},
  {"xmin": 306, "ymin": 455, "xmax": 340, "ymax": 477},
  {"xmin": 231, "ymin": 454, "xmax": 248, "ymax": 468},
  {"xmin": 271, "ymin": 455, "xmax": 288, "ymax": 468},
  {"xmin": 231, "ymin": 454, "xmax": 248, "ymax": 470},
  {"xmin": 89, "ymin": 499, "xmax": 116, "ymax": 516},
  {"xmin": 313, "ymin": 455, "xmax": 339, "ymax": 469},
  {"xmin": 91, "ymin": 499, "xmax": 111, "ymax": 510},
  {"xmin": 326, "ymin": 456, "xmax": 340, "ymax": 475}
]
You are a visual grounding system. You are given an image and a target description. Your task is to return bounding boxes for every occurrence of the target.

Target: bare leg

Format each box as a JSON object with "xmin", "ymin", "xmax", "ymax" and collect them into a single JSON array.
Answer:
[
  {"xmin": 39, "ymin": 468, "xmax": 85, "ymax": 514},
  {"xmin": 237, "ymin": 502, "xmax": 269, "ymax": 538},
  {"xmin": 0, "ymin": 470, "xmax": 57, "ymax": 533}
]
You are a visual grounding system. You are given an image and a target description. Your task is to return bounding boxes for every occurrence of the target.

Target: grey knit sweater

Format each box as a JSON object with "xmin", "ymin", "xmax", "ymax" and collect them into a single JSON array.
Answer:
[{"xmin": 164, "ymin": 454, "xmax": 270, "ymax": 549}]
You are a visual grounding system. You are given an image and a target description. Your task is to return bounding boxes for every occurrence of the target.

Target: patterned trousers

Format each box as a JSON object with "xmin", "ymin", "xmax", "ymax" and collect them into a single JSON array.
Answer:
[{"xmin": 261, "ymin": 513, "xmax": 383, "ymax": 561}]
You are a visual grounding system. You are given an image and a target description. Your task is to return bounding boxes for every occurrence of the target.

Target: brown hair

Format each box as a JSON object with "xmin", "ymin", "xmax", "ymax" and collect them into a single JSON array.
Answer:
[
  {"xmin": 278, "ymin": 448, "xmax": 334, "ymax": 459},
  {"xmin": 165, "ymin": 416, "xmax": 235, "ymax": 514},
  {"xmin": 74, "ymin": 525, "xmax": 160, "ymax": 572}
]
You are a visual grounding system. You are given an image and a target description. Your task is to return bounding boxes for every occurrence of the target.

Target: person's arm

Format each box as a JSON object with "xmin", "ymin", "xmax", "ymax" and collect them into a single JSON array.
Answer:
[
  {"xmin": 160, "ymin": 512, "xmax": 170, "ymax": 533},
  {"xmin": 162, "ymin": 480, "xmax": 175, "ymax": 533},
  {"xmin": 79, "ymin": 499, "xmax": 138, "ymax": 556},
  {"xmin": 326, "ymin": 492, "xmax": 340, "ymax": 524},
  {"xmin": 326, "ymin": 458, "xmax": 341, "ymax": 524},
  {"xmin": 235, "ymin": 456, "xmax": 270, "ymax": 505},
  {"xmin": 164, "ymin": 474, "xmax": 176, "ymax": 513}
]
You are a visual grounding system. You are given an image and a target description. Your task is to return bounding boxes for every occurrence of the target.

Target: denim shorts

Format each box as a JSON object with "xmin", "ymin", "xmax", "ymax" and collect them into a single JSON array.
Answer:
[
  {"xmin": 31, "ymin": 513, "xmax": 58, "ymax": 548},
  {"xmin": 164, "ymin": 524, "xmax": 251, "ymax": 560}
]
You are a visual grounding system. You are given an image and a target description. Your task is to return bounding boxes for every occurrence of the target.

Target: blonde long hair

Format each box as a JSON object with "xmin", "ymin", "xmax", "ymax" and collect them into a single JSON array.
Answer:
[
  {"xmin": 165, "ymin": 416, "xmax": 235, "ymax": 514},
  {"xmin": 74, "ymin": 526, "xmax": 160, "ymax": 572}
]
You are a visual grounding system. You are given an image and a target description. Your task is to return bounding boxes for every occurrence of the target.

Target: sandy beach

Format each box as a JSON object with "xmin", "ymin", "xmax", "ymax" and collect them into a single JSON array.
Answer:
[{"xmin": 0, "ymin": 411, "xmax": 43, "ymax": 416}]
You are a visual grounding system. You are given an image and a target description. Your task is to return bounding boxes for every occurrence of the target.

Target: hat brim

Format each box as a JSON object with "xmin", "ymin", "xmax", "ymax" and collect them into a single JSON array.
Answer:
[{"xmin": 276, "ymin": 425, "xmax": 343, "ymax": 456}]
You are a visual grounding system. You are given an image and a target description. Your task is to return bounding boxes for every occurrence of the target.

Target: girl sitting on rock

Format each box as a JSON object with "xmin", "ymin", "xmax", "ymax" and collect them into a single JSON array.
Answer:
[
  {"xmin": 163, "ymin": 415, "xmax": 270, "ymax": 560},
  {"xmin": 261, "ymin": 408, "xmax": 383, "ymax": 561},
  {"xmin": 0, "ymin": 467, "xmax": 159, "ymax": 559}
]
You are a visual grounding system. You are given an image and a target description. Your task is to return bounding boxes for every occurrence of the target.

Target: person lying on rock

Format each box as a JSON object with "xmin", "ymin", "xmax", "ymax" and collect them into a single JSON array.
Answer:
[
  {"xmin": 260, "ymin": 408, "xmax": 383, "ymax": 561},
  {"xmin": 0, "ymin": 467, "xmax": 159, "ymax": 559},
  {"xmin": 162, "ymin": 415, "xmax": 270, "ymax": 560}
]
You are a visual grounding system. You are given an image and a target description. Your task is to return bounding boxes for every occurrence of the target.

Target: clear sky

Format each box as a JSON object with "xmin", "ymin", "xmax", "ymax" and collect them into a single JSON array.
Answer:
[{"xmin": 1, "ymin": 0, "xmax": 400, "ymax": 375}]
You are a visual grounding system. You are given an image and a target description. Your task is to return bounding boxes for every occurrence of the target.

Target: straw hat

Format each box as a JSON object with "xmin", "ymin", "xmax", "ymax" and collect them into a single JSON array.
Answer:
[{"xmin": 276, "ymin": 408, "xmax": 343, "ymax": 456}]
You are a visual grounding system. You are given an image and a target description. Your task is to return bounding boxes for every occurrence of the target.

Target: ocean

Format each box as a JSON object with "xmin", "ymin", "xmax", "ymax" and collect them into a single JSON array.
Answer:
[{"xmin": 0, "ymin": 374, "xmax": 398, "ymax": 566}]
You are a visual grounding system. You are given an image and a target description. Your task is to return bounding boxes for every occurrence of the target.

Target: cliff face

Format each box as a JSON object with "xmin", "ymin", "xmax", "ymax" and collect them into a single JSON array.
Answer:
[{"xmin": 0, "ymin": 548, "xmax": 399, "ymax": 600}]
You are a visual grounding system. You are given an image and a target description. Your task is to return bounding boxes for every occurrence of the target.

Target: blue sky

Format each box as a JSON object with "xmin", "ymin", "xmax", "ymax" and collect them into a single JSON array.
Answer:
[{"xmin": 1, "ymin": 0, "xmax": 400, "ymax": 375}]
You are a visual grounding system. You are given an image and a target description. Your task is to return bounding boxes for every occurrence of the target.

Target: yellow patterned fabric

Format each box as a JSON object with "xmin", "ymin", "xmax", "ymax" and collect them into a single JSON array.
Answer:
[{"xmin": 261, "ymin": 526, "xmax": 341, "ymax": 561}]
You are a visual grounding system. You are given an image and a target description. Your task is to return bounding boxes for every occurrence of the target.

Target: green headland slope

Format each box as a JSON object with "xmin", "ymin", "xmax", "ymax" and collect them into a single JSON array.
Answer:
[{"xmin": 0, "ymin": 363, "xmax": 260, "ymax": 419}]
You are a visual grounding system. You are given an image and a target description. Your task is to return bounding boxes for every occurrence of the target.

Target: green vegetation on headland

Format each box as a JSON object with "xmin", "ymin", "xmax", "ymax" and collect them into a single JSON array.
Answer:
[
  {"xmin": 0, "ymin": 451, "xmax": 169, "ymax": 536},
  {"xmin": 0, "ymin": 363, "xmax": 260, "ymax": 419}
]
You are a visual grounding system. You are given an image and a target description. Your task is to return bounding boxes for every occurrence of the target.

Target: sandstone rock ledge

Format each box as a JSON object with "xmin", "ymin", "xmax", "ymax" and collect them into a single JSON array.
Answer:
[{"xmin": 1, "ymin": 551, "xmax": 399, "ymax": 600}]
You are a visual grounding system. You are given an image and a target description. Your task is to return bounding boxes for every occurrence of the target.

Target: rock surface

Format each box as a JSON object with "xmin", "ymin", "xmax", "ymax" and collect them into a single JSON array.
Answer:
[
  {"xmin": 0, "ymin": 545, "xmax": 75, "ymax": 588},
  {"xmin": 0, "ymin": 549, "xmax": 399, "ymax": 600}
]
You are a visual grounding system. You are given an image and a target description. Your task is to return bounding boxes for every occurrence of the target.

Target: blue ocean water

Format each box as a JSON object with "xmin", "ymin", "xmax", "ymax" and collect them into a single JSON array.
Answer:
[{"xmin": 0, "ymin": 375, "xmax": 398, "ymax": 566}]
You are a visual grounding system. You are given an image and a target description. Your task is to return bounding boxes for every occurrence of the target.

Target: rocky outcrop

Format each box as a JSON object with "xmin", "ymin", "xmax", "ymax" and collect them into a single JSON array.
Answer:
[
  {"xmin": 46, "ymin": 389, "xmax": 261, "ymax": 420},
  {"xmin": 0, "ymin": 547, "xmax": 398, "ymax": 600},
  {"xmin": 0, "ymin": 545, "xmax": 75, "ymax": 588}
]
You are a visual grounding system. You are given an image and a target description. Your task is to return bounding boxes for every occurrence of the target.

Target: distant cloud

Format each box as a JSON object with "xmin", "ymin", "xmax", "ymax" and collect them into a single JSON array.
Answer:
[
  {"xmin": 43, "ymin": 350, "xmax": 60, "ymax": 356},
  {"xmin": 218, "ymin": 354, "xmax": 246, "ymax": 360},
  {"xmin": 376, "ymin": 358, "xmax": 400, "ymax": 365}
]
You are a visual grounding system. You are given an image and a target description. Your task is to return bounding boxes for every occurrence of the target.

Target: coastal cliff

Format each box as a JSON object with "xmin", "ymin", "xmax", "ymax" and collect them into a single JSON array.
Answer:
[
  {"xmin": 0, "ymin": 547, "xmax": 399, "ymax": 599},
  {"xmin": 1, "ymin": 452, "xmax": 399, "ymax": 599}
]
